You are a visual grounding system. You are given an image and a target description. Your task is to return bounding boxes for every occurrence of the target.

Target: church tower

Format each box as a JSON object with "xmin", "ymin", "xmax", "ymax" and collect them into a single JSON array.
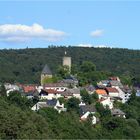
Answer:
[
  {"xmin": 63, "ymin": 51, "xmax": 71, "ymax": 72},
  {"xmin": 41, "ymin": 64, "xmax": 52, "ymax": 85}
]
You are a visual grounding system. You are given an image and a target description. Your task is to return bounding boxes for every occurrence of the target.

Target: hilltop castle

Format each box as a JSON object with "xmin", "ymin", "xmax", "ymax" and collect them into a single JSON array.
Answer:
[{"xmin": 63, "ymin": 51, "xmax": 71, "ymax": 72}]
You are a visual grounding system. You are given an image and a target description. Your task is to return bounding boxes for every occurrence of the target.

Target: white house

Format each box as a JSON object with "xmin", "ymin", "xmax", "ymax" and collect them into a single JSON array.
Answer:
[
  {"xmin": 31, "ymin": 101, "xmax": 47, "ymax": 111},
  {"xmin": 115, "ymin": 87, "xmax": 131, "ymax": 103},
  {"xmin": 106, "ymin": 87, "xmax": 119, "ymax": 97},
  {"xmin": 54, "ymin": 100, "xmax": 67, "ymax": 113},
  {"xmin": 4, "ymin": 83, "xmax": 20, "ymax": 96},
  {"xmin": 39, "ymin": 89, "xmax": 63, "ymax": 100},
  {"xmin": 43, "ymin": 83, "xmax": 68, "ymax": 92},
  {"xmin": 99, "ymin": 97, "xmax": 113, "ymax": 109},
  {"xmin": 31, "ymin": 99, "xmax": 66, "ymax": 113},
  {"xmin": 80, "ymin": 105, "xmax": 98, "ymax": 125}
]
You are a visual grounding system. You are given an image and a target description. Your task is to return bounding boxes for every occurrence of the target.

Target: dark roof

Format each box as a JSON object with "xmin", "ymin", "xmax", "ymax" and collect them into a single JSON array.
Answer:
[
  {"xmin": 65, "ymin": 75, "xmax": 78, "ymax": 81},
  {"xmin": 85, "ymin": 85, "xmax": 95, "ymax": 92},
  {"xmin": 111, "ymin": 109, "xmax": 125, "ymax": 116},
  {"xmin": 109, "ymin": 80, "xmax": 123, "ymax": 88},
  {"xmin": 106, "ymin": 87, "xmax": 119, "ymax": 93},
  {"xmin": 44, "ymin": 83, "xmax": 68, "ymax": 87},
  {"xmin": 42, "ymin": 64, "xmax": 52, "ymax": 75},
  {"xmin": 80, "ymin": 105, "xmax": 96, "ymax": 116},
  {"xmin": 46, "ymin": 99, "xmax": 57, "ymax": 106}
]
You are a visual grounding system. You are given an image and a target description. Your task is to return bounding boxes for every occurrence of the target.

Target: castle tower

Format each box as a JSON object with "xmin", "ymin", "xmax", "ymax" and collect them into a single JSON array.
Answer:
[
  {"xmin": 63, "ymin": 51, "xmax": 71, "ymax": 72},
  {"xmin": 41, "ymin": 64, "xmax": 52, "ymax": 85}
]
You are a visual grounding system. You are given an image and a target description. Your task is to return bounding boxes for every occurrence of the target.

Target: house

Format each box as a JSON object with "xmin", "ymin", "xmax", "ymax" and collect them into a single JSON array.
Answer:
[
  {"xmin": 21, "ymin": 84, "xmax": 37, "ymax": 93},
  {"xmin": 31, "ymin": 99, "xmax": 66, "ymax": 113},
  {"xmin": 95, "ymin": 89, "xmax": 108, "ymax": 99},
  {"xmin": 99, "ymin": 97, "xmax": 113, "ymax": 109},
  {"xmin": 70, "ymin": 88, "xmax": 81, "ymax": 99},
  {"xmin": 113, "ymin": 86, "xmax": 131, "ymax": 103},
  {"xmin": 60, "ymin": 90, "xmax": 73, "ymax": 99},
  {"xmin": 95, "ymin": 89, "xmax": 107, "ymax": 95},
  {"xmin": 4, "ymin": 83, "xmax": 20, "ymax": 96},
  {"xmin": 136, "ymin": 89, "xmax": 140, "ymax": 97},
  {"xmin": 120, "ymin": 86, "xmax": 132, "ymax": 102},
  {"xmin": 85, "ymin": 84, "xmax": 95, "ymax": 94},
  {"xmin": 109, "ymin": 77, "xmax": 120, "ymax": 82},
  {"xmin": 109, "ymin": 80, "xmax": 123, "ymax": 88},
  {"xmin": 80, "ymin": 105, "xmax": 98, "ymax": 125},
  {"xmin": 59, "ymin": 75, "xmax": 79, "ymax": 87},
  {"xmin": 54, "ymin": 100, "xmax": 67, "ymax": 113},
  {"xmin": 41, "ymin": 64, "xmax": 53, "ymax": 86},
  {"xmin": 111, "ymin": 108, "xmax": 126, "ymax": 118},
  {"xmin": 31, "ymin": 101, "xmax": 48, "ymax": 111},
  {"xmin": 105, "ymin": 87, "xmax": 119, "ymax": 97},
  {"xmin": 60, "ymin": 88, "xmax": 81, "ymax": 99},
  {"xmin": 39, "ymin": 89, "xmax": 62, "ymax": 100},
  {"xmin": 97, "ymin": 80, "xmax": 110, "ymax": 87},
  {"xmin": 43, "ymin": 83, "xmax": 68, "ymax": 92},
  {"xmin": 25, "ymin": 90, "xmax": 39, "ymax": 99}
]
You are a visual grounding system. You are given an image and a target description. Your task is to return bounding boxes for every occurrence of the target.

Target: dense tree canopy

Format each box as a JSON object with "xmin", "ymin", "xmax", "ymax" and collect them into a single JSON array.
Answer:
[
  {"xmin": 1, "ymin": 90, "xmax": 140, "ymax": 139},
  {"xmin": 0, "ymin": 46, "xmax": 139, "ymax": 84}
]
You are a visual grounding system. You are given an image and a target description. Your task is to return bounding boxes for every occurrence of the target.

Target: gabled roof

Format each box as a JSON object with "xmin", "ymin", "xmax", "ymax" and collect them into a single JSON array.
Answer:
[
  {"xmin": 22, "ymin": 85, "xmax": 36, "ymax": 93},
  {"xmin": 111, "ymin": 108, "xmax": 125, "ymax": 115},
  {"xmin": 106, "ymin": 87, "xmax": 119, "ymax": 93},
  {"xmin": 45, "ymin": 89, "xmax": 58, "ymax": 94},
  {"xmin": 109, "ymin": 80, "xmax": 123, "ymax": 87},
  {"xmin": 80, "ymin": 105, "xmax": 96, "ymax": 116},
  {"xmin": 42, "ymin": 64, "xmax": 52, "ymax": 75},
  {"xmin": 85, "ymin": 85, "xmax": 95, "ymax": 92},
  {"xmin": 46, "ymin": 99, "xmax": 57, "ymax": 106}
]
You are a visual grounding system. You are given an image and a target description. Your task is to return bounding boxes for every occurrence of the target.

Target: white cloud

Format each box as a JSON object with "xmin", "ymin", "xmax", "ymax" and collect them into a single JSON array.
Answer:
[
  {"xmin": 95, "ymin": 45, "xmax": 107, "ymax": 48},
  {"xmin": 77, "ymin": 43, "xmax": 93, "ymax": 47},
  {"xmin": 77, "ymin": 44, "xmax": 111, "ymax": 48},
  {"xmin": 90, "ymin": 29, "xmax": 104, "ymax": 37},
  {"xmin": 0, "ymin": 23, "xmax": 67, "ymax": 43}
]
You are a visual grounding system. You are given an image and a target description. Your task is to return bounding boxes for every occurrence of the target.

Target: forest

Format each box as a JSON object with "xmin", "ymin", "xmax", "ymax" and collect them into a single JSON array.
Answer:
[
  {"xmin": 1, "ymin": 87, "xmax": 140, "ymax": 139},
  {"xmin": 0, "ymin": 46, "xmax": 140, "ymax": 84}
]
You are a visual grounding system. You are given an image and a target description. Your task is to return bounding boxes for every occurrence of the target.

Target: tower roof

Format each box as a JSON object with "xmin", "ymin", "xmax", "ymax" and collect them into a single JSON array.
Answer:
[{"xmin": 41, "ymin": 64, "xmax": 52, "ymax": 75}]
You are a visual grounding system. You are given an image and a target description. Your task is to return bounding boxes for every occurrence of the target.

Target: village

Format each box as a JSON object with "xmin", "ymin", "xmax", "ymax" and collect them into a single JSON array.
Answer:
[{"xmin": 2, "ymin": 52, "xmax": 140, "ymax": 125}]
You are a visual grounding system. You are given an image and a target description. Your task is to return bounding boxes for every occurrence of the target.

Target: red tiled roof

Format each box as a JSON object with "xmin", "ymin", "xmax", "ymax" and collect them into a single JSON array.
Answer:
[
  {"xmin": 45, "ymin": 89, "xmax": 58, "ymax": 94},
  {"xmin": 106, "ymin": 87, "xmax": 119, "ymax": 93},
  {"xmin": 23, "ymin": 85, "xmax": 36, "ymax": 93},
  {"xmin": 95, "ymin": 89, "xmax": 107, "ymax": 95}
]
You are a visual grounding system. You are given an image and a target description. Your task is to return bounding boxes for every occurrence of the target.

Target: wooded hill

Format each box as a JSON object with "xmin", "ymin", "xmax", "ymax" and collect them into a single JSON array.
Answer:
[{"xmin": 0, "ymin": 46, "xmax": 140, "ymax": 84}]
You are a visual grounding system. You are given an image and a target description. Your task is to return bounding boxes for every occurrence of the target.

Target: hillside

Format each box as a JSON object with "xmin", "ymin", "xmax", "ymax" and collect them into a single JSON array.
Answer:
[{"xmin": 0, "ymin": 46, "xmax": 140, "ymax": 84}]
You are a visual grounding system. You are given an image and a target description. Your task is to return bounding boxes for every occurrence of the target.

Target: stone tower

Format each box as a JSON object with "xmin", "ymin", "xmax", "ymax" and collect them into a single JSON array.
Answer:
[
  {"xmin": 41, "ymin": 64, "xmax": 52, "ymax": 85},
  {"xmin": 63, "ymin": 51, "xmax": 71, "ymax": 72}
]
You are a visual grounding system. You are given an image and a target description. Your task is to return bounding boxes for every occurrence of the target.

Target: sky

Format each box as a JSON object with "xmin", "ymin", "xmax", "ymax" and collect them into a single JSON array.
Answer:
[{"xmin": 0, "ymin": 0, "xmax": 140, "ymax": 50}]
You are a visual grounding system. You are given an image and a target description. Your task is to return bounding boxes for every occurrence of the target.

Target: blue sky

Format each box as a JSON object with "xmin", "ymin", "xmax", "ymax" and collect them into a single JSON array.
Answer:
[{"xmin": 0, "ymin": 1, "xmax": 140, "ymax": 50}]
